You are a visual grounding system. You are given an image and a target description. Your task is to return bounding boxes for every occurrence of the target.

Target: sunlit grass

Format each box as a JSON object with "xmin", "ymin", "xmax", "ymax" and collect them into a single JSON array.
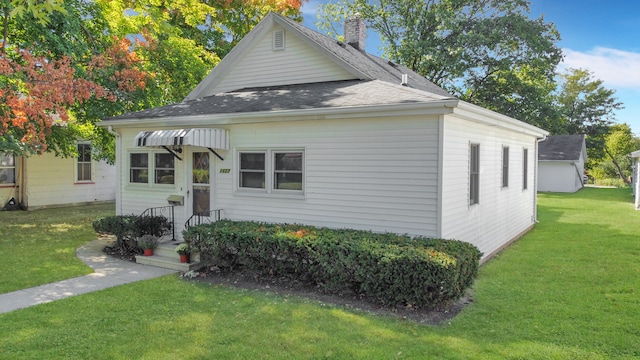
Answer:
[
  {"xmin": 1, "ymin": 189, "xmax": 639, "ymax": 358},
  {"xmin": 0, "ymin": 203, "xmax": 114, "ymax": 294}
]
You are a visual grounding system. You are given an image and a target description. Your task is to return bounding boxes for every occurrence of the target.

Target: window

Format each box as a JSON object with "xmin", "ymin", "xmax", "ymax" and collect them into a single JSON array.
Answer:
[
  {"xmin": 502, "ymin": 146, "xmax": 509, "ymax": 188},
  {"xmin": 76, "ymin": 143, "xmax": 92, "ymax": 182},
  {"xmin": 155, "ymin": 153, "xmax": 175, "ymax": 184},
  {"xmin": 0, "ymin": 153, "xmax": 15, "ymax": 185},
  {"xmin": 238, "ymin": 150, "xmax": 304, "ymax": 194},
  {"xmin": 274, "ymin": 152, "xmax": 303, "ymax": 190},
  {"xmin": 523, "ymin": 148, "xmax": 528, "ymax": 190},
  {"xmin": 470, "ymin": 144, "xmax": 479, "ymax": 205},
  {"xmin": 130, "ymin": 153, "xmax": 149, "ymax": 183},
  {"xmin": 239, "ymin": 152, "xmax": 266, "ymax": 189}
]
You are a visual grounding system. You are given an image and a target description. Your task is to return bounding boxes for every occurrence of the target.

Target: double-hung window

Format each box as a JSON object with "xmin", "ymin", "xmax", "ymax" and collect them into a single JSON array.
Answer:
[
  {"xmin": 469, "ymin": 143, "xmax": 480, "ymax": 205},
  {"xmin": 523, "ymin": 148, "xmax": 528, "ymax": 190},
  {"xmin": 130, "ymin": 153, "xmax": 149, "ymax": 184},
  {"xmin": 76, "ymin": 143, "xmax": 92, "ymax": 182},
  {"xmin": 0, "ymin": 153, "xmax": 16, "ymax": 185},
  {"xmin": 155, "ymin": 153, "xmax": 175, "ymax": 184},
  {"xmin": 502, "ymin": 146, "xmax": 509, "ymax": 188},
  {"xmin": 238, "ymin": 150, "xmax": 304, "ymax": 194}
]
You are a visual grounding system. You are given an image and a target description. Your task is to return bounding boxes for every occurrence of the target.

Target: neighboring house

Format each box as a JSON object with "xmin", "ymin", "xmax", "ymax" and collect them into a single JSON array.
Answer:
[
  {"xmin": 538, "ymin": 134, "xmax": 587, "ymax": 193},
  {"xmin": 0, "ymin": 142, "xmax": 116, "ymax": 210},
  {"xmin": 629, "ymin": 150, "xmax": 640, "ymax": 209},
  {"xmin": 100, "ymin": 13, "xmax": 548, "ymax": 261}
]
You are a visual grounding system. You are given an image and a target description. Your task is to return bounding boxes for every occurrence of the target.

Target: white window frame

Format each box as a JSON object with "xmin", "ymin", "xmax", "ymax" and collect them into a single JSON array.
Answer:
[
  {"xmin": 502, "ymin": 145, "xmax": 509, "ymax": 188},
  {"xmin": 127, "ymin": 150, "xmax": 176, "ymax": 188},
  {"xmin": 469, "ymin": 143, "xmax": 480, "ymax": 205},
  {"xmin": 75, "ymin": 142, "xmax": 93, "ymax": 183},
  {"xmin": 0, "ymin": 153, "xmax": 16, "ymax": 186},
  {"xmin": 523, "ymin": 148, "xmax": 529, "ymax": 190},
  {"xmin": 236, "ymin": 149, "xmax": 304, "ymax": 196},
  {"xmin": 154, "ymin": 152, "xmax": 175, "ymax": 185}
]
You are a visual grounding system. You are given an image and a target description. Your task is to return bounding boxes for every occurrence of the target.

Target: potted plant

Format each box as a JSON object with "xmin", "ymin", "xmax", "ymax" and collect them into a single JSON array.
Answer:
[
  {"xmin": 138, "ymin": 234, "xmax": 159, "ymax": 256},
  {"xmin": 175, "ymin": 243, "xmax": 191, "ymax": 263}
]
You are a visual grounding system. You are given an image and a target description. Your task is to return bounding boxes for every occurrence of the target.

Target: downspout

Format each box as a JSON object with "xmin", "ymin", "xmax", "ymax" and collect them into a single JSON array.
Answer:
[
  {"xmin": 534, "ymin": 135, "xmax": 547, "ymax": 223},
  {"xmin": 107, "ymin": 126, "xmax": 123, "ymax": 215}
]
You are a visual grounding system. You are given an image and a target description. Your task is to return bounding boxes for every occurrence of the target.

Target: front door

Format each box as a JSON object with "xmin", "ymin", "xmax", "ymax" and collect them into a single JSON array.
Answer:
[{"xmin": 191, "ymin": 151, "xmax": 210, "ymax": 216}]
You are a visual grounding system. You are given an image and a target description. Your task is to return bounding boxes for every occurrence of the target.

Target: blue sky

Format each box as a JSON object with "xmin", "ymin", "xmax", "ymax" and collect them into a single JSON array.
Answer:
[{"xmin": 300, "ymin": 1, "xmax": 640, "ymax": 135}]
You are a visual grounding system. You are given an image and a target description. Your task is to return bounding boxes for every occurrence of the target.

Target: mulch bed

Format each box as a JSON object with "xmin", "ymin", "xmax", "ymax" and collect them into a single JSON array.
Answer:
[{"xmin": 184, "ymin": 266, "xmax": 473, "ymax": 325}]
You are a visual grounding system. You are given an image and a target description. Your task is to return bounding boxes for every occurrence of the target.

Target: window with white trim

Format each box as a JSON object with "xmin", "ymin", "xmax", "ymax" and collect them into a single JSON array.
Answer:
[
  {"xmin": 238, "ymin": 150, "xmax": 304, "ymax": 194},
  {"xmin": 470, "ymin": 143, "xmax": 479, "ymax": 205},
  {"xmin": 130, "ymin": 153, "xmax": 149, "ymax": 184},
  {"xmin": 502, "ymin": 146, "xmax": 509, "ymax": 188},
  {"xmin": 76, "ymin": 143, "xmax": 92, "ymax": 182},
  {"xmin": 154, "ymin": 153, "xmax": 175, "ymax": 184},
  {"xmin": 523, "ymin": 148, "xmax": 528, "ymax": 190},
  {"xmin": 0, "ymin": 153, "xmax": 16, "ymax": 185}
]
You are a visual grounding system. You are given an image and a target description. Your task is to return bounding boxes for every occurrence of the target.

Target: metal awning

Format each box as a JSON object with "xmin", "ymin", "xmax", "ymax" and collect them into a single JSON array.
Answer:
[{"xmin": 133, "ymin": 128, "xmax": 229, "ymax": 150}]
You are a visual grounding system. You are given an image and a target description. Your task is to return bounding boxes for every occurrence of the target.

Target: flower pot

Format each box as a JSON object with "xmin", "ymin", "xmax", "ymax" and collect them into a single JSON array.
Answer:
[
  {"xmin": 179, "ymin": 254, "xmax": 190, "ymax": 263},
  {"xmin": 143, "ymin": 248, "xmax": 154, "ymax": 256}
]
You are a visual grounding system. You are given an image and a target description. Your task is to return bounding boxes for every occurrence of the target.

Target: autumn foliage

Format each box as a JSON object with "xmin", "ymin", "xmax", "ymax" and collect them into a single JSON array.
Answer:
[{"xmin": 0, "ymin": 38, "xmax": 148, "ymax": 154}]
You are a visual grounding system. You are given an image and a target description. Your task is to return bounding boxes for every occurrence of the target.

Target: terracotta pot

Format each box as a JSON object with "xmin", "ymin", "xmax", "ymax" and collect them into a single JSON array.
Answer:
[
  {"xmin": 179, "ymin": 254, "xmax": 189, "ymax": 263},
  {"xmin": 143, "ymin": 248, "xmax": 154, "ymax": 256}
]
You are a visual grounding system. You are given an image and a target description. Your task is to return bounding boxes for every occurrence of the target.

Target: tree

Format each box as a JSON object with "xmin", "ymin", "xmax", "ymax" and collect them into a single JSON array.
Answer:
[
  {"xmin": 555, "ymin": 68, "xmax": 624, "ymax": 172},
  {"xmin": 317, "ymin": 0, "xmax": 562, "ymax": 125},
  {"xmin": 589, "ymin": 123, "xmax": 639, "ymax": 182}
]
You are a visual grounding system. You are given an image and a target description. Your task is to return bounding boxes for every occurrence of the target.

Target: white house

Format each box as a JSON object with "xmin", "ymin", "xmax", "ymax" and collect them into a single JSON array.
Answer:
[
  {"xmin": 0, "ymin": 143, "xmax": 115, "ymax": 210},
  {"xmin": 100, "ymin": 13, "xmax": 548, "ymax": 262},
  {"xmin": 538, "ymin": 134, "xmax": 587, "ymax": 193},
  {"xmin": 629, "ymin": 150, "xmax": 640, "ymax": 209}
]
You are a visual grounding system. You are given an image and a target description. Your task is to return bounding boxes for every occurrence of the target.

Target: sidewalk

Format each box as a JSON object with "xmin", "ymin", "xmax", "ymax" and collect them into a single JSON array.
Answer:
[{"xmin": 0, "ymin": 238, "xmax": 177, "ymax": 314}]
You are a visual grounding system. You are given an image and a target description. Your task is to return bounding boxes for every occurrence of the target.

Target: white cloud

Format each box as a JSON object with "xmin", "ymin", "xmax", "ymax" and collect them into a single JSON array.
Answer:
[{"xmin": 562, "ymin": 47, "xmax": 640, "ymax": 88}]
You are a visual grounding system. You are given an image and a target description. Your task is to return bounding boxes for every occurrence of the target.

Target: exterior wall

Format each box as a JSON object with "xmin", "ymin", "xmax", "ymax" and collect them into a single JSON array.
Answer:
[
  {"xmin": 116, "ymin": 115, "xmax": 441, "ymax": 239},
  {"xmin": 210, "ymin": 25, "xmax": 355, "ymax": 94},
  {"xmin": 538, "ymin": 161, "xmax": 582, "ymax": 193},
  {"xmin": 23, "ymin": 152, "xmax": 115, "ymax": 209},
  {"xmin": 439, "ymin": 116, "xmax": 539, "ymax": 259}
]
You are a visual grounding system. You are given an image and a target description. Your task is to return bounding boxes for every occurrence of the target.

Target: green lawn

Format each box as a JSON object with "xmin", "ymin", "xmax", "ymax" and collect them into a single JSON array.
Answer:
[
  {"xmin": 1, "ymin": 189, "xmax": 639, "ymax": 359},
  {"xmin": 0, "ymin": 203, "xmax": 114, "ymax": 294}
]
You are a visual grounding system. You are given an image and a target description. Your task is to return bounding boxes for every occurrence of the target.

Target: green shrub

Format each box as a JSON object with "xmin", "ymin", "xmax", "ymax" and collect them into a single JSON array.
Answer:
[
  {"xmin": 93, "ymin": 215, "xmax": 171, "ymax": 252},
  {"xmin": 594, "ymin": 178, "xmax": 629, "ymax": 188},
  {"xmin": 184, "ymin": 221, "xmax": 481, "ymax": 309}
]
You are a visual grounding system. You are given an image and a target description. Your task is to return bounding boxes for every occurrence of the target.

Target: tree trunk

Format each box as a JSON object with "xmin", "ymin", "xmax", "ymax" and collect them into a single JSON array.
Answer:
[{"xmin": 604, "ymin": 146, "xmax": 627, "ymax": 183}]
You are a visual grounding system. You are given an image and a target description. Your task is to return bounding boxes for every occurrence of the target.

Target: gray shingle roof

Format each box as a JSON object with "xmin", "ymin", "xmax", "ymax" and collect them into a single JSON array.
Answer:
[
  {"xmin": 105, "ymin": 80, "xmax": 455, "ymax": 121},
  {"xmin": 106, "ymin": 12, "xmax": 454, "ymax": 122},
  {"xmin": 538, "ymin": 134, "xmax": 585, "ymax": 161}
]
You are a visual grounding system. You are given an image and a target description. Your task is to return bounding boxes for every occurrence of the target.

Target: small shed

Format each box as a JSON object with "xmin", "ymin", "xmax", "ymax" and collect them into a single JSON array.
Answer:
[{"xmin": 538, "ymin": 134, "xmax": 587, "ymax": 193}]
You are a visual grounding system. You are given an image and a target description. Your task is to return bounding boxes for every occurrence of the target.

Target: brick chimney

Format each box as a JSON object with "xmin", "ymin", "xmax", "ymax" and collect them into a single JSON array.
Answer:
[{"xmin": 344, "ymin": 13, "xmax": 366, "ymax": 51}]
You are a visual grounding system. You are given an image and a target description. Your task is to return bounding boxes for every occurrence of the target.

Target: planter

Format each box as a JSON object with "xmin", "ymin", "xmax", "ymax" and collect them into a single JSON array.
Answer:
[
  {"xmin": 143, "ymin": 248, "xmax": 154, "ymax": 256},
  {"xmin": 179, "ymin": 254, "xmax": 190, "ymax": 263}
]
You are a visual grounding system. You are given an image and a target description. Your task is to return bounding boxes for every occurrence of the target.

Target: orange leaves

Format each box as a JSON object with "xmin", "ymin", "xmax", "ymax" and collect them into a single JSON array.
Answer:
[{"xmin": 0, "ymin": 39, "xmax": 148, "ymax": 153}]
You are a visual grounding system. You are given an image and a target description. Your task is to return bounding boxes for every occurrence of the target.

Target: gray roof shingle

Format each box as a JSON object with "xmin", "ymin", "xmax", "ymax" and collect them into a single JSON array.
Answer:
[{"xmin": 538, "ymin": 134, "xmax": 585, "ymax": 161}]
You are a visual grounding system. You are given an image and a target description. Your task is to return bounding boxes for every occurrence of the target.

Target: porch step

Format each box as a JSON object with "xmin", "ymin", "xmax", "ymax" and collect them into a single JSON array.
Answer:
[{"xmin": 135, "ymin": 242, "xmax": 201, "ymax": 272}]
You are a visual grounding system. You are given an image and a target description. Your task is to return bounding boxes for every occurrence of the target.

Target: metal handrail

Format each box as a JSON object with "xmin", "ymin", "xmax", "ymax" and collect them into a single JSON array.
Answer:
[
  {"xmin": 140, "ymin": 205, "xmax": 176, "ymax": 241},
  {"xmin": 185, "ymin": 209, "xmax": 222, "ymax": 228}
]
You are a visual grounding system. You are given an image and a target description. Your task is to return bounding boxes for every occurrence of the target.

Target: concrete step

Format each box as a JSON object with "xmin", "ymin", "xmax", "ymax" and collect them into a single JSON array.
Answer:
[
  {"xmin": 135, "ymin": 253, "xmax": 201, "ymax": 272},
  {"xmin": 154, "ymin": 242, "xmax": 182, "ymax": 259}
]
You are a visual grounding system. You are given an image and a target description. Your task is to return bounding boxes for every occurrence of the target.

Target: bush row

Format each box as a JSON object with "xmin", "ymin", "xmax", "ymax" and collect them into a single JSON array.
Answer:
[
  {"xmin": 93, "ymin": 215, "xmax": 172, "ymax": 251},
  {"xmin": 183, "ymin": 221, "xmax": 482, "ymax": 309}
]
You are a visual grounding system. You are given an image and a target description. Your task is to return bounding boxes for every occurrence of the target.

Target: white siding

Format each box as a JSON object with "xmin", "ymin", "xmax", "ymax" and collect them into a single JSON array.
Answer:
[
  {"xmin": 440, "ymin": 116, "xmax": 538, "ymax": 259},
  {"xmin": 23, "ymin": 152, "xmax": 115, "ymax": 209},
  {"xmin": 210, "ymin": 26, "xmax": 356, "ymax": 94},
  {"xmin": 117, "ymin": 115, "xmax": 441, "ymax": 239},
  {"xmin": 538, "ymin": 162, "xmax": 582, "ymax": 193}
]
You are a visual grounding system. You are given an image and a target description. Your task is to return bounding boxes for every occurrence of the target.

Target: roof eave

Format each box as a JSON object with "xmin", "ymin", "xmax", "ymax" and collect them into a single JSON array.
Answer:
[
  {"xmin": 453, "ymin": 101, "xmax": 549, "ymax": 138},
  {"xmin": 99, "ymin": 100, "xmax": 459, "ymax": 128}
]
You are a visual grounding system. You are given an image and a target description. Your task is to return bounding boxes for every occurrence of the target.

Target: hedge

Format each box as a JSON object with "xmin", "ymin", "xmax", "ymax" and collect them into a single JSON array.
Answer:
[
  {"xmin": 93, "ymin": 215, "xmax": 172, "ymax": 252},
  {"xmin": 184, "ymin": 221, "xmax": 482, "ymax": 309}
]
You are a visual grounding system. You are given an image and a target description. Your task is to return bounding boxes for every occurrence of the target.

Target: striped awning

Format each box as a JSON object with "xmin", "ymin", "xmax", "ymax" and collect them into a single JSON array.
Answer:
[{"xmin": 133, "ymin": 128, "xmax": 229, "ymax": 150}]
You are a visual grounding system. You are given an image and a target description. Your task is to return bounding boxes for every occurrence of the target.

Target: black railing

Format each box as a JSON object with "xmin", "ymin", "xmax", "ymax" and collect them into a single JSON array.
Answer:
[
  {"xmin": 185, "ymin": 209, "xmax": 222, "ymax": 228},
  {"xmin": 140, "ymin": 205, "xmax": 176, "ymax": 241}
]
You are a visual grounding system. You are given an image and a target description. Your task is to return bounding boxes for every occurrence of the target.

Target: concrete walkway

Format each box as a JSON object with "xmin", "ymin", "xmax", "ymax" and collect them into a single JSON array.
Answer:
[{"xmin": 0, "ymin": 238, "xmax": 177, "ymax": 314}]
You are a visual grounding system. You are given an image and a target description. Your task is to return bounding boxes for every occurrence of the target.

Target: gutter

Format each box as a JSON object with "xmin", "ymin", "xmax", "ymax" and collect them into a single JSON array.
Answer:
[{"xmin": 107, "ymin": 126, "xmax": 123, "ymax": 215}]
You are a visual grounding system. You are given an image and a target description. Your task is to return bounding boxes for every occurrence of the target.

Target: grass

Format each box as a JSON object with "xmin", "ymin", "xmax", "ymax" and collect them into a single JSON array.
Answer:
[
  {"xmin": 1, "ymin": 189, "xmax": 639, "ymax": 359},
  {"xmin": 0, "ymin": 203, "xmax": 114, "ymax": 294}
]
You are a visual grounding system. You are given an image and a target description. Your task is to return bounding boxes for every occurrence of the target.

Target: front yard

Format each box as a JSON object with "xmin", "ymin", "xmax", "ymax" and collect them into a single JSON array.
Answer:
[{"xmin": 0, "ymin": 188, "xmax": 639, "ymax": 359}]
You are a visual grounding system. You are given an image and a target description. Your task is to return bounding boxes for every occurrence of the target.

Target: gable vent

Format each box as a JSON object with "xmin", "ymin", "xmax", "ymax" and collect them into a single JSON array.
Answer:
[{"xmin": 272, "ymin": 29, "xmax": 285, "ymax": 51}]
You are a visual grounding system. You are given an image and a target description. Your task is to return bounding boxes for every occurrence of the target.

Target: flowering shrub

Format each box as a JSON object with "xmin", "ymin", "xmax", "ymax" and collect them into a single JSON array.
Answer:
[{"xmin": 184, "ymin": 221, "xmax": 482, "ymax": 309}]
